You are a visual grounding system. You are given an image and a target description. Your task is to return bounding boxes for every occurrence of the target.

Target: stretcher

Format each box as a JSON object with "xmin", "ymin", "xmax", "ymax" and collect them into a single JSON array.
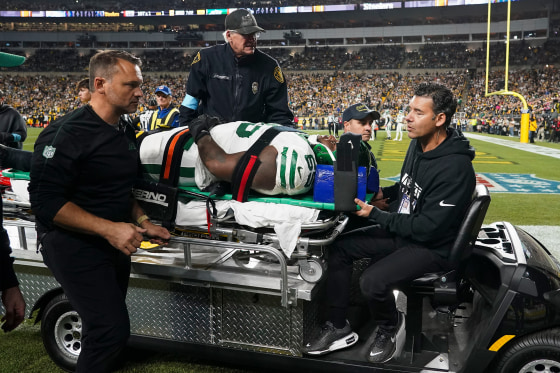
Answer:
[
  {"xmin": 1, "ymin": 131, "xmax": 370, "ymax": 283},
  {"xmin": 1, "ymin": 169, "xmax": 357, "ymax": 283}
]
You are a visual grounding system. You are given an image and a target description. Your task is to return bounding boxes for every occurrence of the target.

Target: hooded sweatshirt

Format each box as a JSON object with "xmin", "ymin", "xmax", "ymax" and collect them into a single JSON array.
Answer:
[
  {"xmin": 0, "ymin": 104, "xmax": 27, "ymax": 149},
  {"xmin": 369, "ymin": 127, "xmax": 476, "ymax": 258}
]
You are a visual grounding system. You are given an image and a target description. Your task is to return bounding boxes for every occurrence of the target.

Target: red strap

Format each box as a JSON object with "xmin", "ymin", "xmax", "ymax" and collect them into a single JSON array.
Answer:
[
  {"xmin": 236, "ymin": 155, "xmax": 258, "ymax": 202},
  {"xmin": 162, "ymin": 128, "xmax": 190, "ymax": 181},
  {"xmin": 206, "ymin": 208, "xmax": 212, "ymax": 234}
]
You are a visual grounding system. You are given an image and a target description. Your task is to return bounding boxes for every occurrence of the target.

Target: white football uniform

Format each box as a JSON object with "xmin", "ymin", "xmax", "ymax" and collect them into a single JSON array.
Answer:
[
  {"xmin": 139, "ymin": 121, "xmax": 317, "ymax": 196},
  {"xmin": 394, "ymin": 113, "xmax": 405, "ymax": 141},
  {"xmin": 383, "ymin": 110, "xmax": 392, "ymax": 139}
]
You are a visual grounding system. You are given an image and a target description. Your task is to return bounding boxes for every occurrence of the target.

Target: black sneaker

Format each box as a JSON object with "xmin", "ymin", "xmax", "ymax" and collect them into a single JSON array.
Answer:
[
  {"xmin": 367, "ymin": 311, "xmax": 406, "ymax": 363},
  {"xmin": 302, "ymin": 321, "xmax": 358, "ymax": 356}
]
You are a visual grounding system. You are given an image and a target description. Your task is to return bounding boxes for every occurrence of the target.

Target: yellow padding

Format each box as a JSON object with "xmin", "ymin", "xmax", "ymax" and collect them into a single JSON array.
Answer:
[
  {"xmin": 139, "ymin": 241, "xmax": 160, "ymax": 250},
  {"xmin": 489, "ymin": 335, "xmax": 515, "ymax": 352}
]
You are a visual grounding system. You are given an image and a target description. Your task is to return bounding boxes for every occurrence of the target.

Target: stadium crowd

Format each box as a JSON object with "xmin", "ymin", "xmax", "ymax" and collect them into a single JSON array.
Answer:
[
  {"xmin": 4, "ymin": 41, "xmax": 560, "ymax": 73},
  {"xmin": 1, "ymin": 43, "xmax": 559, "ymax": 142}
]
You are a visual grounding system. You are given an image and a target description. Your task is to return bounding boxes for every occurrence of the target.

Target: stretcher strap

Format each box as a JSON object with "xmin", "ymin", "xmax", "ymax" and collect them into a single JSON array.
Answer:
[
  {"xmin": 233, "ymin": 156, "xmax": 261, "ymax": 203},
  {"xmin": 179, "ymin": 188, "xmax": 218, "ymax": 233},
  {"xmin": 205, "ymin": 197, "xmax": 217, "ymax": 234},
  {"xmin": 161, "ymin": 128, "xmax": 192, "ymax": 186},
  {"xmin": 231, "ymin": 127, "xmax": 280, "ymax": 202}
]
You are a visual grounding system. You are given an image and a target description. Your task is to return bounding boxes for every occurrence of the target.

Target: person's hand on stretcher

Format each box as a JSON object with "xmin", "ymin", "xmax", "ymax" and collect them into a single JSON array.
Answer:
[
  {"xmin": 136, "ymin": 218, "xmax": 171, "ymax": 251},
  {"xmin": 354, "ymin": 188, "xmax": 390, "ymax": 217}
]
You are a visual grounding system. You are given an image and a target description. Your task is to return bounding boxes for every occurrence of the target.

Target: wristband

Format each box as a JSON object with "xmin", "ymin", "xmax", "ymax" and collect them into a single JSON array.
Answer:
[
  {"xmin": 12, "ymin": 133, "xmax": 21, "ymax": 142},
  {"xmin": 136, "ymin": 214, "xmax": 150, "ymax": 226}
]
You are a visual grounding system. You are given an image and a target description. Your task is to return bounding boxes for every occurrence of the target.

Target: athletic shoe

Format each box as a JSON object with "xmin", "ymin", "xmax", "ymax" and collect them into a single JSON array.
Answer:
[
  {"xmin": 302, "ymin": 320, "xmax": 358, "ymax": 356},
  {"xmin": 367, "ymin": 311, "xmax": 406, "ymax": 363}
]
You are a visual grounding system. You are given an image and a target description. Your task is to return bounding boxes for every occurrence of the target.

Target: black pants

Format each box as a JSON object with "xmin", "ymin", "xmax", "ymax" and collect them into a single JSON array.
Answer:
[
  {"xmin": 326, "ymin": 226, "xmax": 449, "ymax": 330},
  {"xmin": 41, "ymin": 229, "xmax": 131, "ymax": 373}
]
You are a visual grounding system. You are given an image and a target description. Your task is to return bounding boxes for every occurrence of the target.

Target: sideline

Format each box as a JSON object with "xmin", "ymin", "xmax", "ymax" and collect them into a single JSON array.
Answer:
[
  {"xmin": 464, "ymin": 134, "xmax": 560, "ymax": 257},
  {"xmin": 465, "ymin": 133, "xmax": 560, "ymax": 160}
]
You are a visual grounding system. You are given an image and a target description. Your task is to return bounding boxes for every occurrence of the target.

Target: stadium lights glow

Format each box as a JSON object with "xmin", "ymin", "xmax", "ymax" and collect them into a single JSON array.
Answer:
[{"xmin": 0, "ymin": 0, "xmax": 519, "ymax": 18}]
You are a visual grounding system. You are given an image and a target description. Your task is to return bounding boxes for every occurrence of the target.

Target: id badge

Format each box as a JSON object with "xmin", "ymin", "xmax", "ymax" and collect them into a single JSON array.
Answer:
[{"xmin": 398, "ymin": 194, "xmax": 411, "ymax": 214}]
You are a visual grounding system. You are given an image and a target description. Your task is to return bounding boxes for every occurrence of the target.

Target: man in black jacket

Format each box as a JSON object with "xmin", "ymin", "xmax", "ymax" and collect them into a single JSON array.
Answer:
[
  {"xmin": 29, "ymin": 50, "xmax": 170, "ymax": 372},
  {"xmin": 302, "ymin": 83, "xmax": 476, "ymax": 363},
  {"xmin": 179, "ymin": 9, "xmax": 294, "ymax": 127},
  {"xmin": 0, "ymin": 89, "xmax": 27, "ymax": 149}
]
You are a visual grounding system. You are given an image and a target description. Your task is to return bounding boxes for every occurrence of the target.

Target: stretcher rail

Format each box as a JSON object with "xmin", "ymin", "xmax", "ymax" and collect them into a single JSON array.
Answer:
[{"xmin": 136, "ymin": 236, "xmax": 294, "ymax": 307}]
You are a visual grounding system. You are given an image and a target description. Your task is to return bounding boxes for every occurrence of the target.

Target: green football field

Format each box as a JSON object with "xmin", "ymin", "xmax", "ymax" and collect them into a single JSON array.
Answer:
[{"xmin": 1, "ymin": 127, "xmax": 559, "ymax": 373}]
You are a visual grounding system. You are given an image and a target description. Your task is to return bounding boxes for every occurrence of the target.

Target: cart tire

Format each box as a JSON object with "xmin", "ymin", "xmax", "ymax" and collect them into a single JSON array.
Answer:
[
  {"xmin": 490, "ymin": 328, "xmax": 560, "ymax": 373},
  {"xmin": 40, "ymin": 293, "xmax": 81, "ymax": 372}
]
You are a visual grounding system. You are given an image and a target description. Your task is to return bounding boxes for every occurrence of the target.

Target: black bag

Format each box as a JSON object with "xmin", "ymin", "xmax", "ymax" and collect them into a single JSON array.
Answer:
[
  {"xmin": 333, "ymin": 132, "xmax": 361, "ymax": 211},
  {"xmin": 133, "ymin": 179, "xmax": 178, "ymax": 229}
]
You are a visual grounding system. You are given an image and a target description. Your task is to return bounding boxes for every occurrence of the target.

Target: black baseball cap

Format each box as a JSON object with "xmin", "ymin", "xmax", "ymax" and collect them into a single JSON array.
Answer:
[
  {"xmin": 225, "ymin": 9, "xmax": 265, "ymax": 35},
  {"xmin": 342, "ymin": 103, "xmax": 381, "ymax": 122}
]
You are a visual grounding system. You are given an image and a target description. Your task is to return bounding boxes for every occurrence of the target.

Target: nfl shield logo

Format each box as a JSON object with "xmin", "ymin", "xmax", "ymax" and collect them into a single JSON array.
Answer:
[
  {"xmin": 252, "ymin": 82, "xmax": 258, "ymax": 94},
  {"xmin": 43, "ymin": 145, "xmax": 56, "ymax": 159}
]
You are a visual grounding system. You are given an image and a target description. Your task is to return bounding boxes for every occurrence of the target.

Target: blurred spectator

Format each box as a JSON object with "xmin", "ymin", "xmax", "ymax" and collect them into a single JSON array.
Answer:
[
  {"xmin": 148, "ymin": 85, "xmax": 180, "ymax": 131},
  {"xmin": 1, "ymin": 49, "xmax": 559, "ymax": 136},
  {"xmin": 76, "ymin": 78, "xmax": 91, "ymax": 104}
]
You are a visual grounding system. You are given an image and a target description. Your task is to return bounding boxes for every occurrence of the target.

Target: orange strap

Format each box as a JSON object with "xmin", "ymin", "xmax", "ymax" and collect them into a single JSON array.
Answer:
[{"xmin": 162, "ymin": 128, "xmax": 190, "ymax": 181}]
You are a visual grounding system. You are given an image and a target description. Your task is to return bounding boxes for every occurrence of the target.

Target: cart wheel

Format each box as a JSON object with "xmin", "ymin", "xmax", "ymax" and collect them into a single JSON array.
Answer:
[
  {"xmin": 299, "ymin": 258, "xmax": 325, "ymax": 283},
  {"xmin": 490, "ymin": 328, "xmax": 560, "ymax": 373},
  {"xmin": 41, "ymin": 293, "xmax": 81, "ymax": 372}
]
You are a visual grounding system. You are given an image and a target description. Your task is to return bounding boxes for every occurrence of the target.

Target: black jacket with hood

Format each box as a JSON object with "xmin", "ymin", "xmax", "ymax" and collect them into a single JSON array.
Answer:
[
  {"xmin": 0, "ymin": 104, "xmax": 27, "ymax": 149},
  {"xmin": 368, "ymin": 127, "xmax": 476, "ymax": 258}
]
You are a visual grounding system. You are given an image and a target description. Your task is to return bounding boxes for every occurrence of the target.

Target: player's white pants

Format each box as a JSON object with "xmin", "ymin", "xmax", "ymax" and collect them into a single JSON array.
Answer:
[{"xmin": 394, "ymin": 122, "xmax": 403, "ymax": 141}]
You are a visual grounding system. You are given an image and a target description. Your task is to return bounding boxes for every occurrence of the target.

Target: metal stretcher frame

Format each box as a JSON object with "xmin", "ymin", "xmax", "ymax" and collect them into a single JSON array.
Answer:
[
  {"xmin": 135, "ymin": 237, "xmax": 295, "ymax": 307},
  {"xmin": 175, "ymin": 210, "xmax": 348, "ymax": 253},
  {"xmin": 3, "ymin": 205, "xmax": 347, "ymax": 308},
  {"xmin": 4, "ymin": 217, "xmax": 322, "ymax": 309},
  {"xmin": 2, "ymin": 169, "xmax": 351, "ymax": 289}
]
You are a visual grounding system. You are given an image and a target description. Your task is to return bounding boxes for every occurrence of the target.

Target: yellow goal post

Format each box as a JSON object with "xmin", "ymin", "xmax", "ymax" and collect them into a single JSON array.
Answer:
[{"xmin": 484, "ymin": 0, "xmax": 530, "ymax": 143}]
